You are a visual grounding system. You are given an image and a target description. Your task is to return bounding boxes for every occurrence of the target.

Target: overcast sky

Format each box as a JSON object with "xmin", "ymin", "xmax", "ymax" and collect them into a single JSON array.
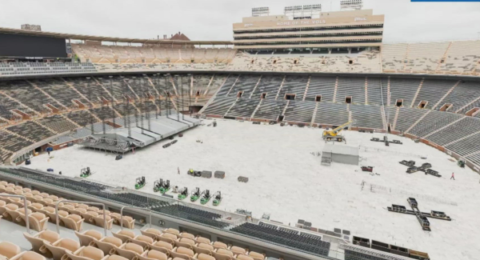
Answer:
[{"xmin": 1, "ymin": 0, "xmax": 480, "ymax": 43}]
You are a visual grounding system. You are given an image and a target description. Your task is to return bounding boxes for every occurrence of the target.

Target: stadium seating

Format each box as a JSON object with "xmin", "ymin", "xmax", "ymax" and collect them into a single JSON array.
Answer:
[
  {"xmin": 407, "ymin": 111, "xmax": 463, "ymax": 138},
  {"xmin": 344, "ymin": 249, "xmax": 390, "ymax": 260},
  {"xmin": 71, "ymin": 44, "xmax": 235, "ymax": 65},
  {"xmin": 0, "ymin": 131, "xmax": 33, "ymax": 154},
  {"xmin": 153, "ymin": 205, "xmax": 230, "ymax": 229},
  {"xmin": 388, "ymin": 78, "xmax": 422, "ymax": 107},
  {"xmin": 350, "ymin": 105, "xmax": 384, "ymax": 129},
  {"xmin": 38, "ymin": 115, "xmax": 78, "ymax": 133},
  {"xmin": 305, "ymin": 76, "xmax": 336, "ymax": 102},
  {"xmin": 415, "ymin": 79, "xmax": 457, "ymax": 109},
  {"xmin": 67, "ymin": 110, "xmax": 99, "ymax": 127},
  {"xmin": 7, "ymin": 121, "xmax": 57, "ymax": 142},
  {"xmin": 315, "ymin": 103, "xmax": 350, "ymax": 126},
  {"xmin": 436, "ymin": 81, "xmax": 480, "ymax": 112},
  {"xmin": 1, "ymin": 68, "xmax": 480, "ymax": 172},
  {"xmin": 231, "ymin": 222, "xmax": 330, "ymax": 257},
  {"xmin": 404, "ymin": 42, "xmax": 449, "ymax": 73},
  {"xmin": 202, "ymin": 97, "xmax": 237, "ymax": 116},
  {"xmin": 336, "ymin": 77, "xmax": 366, "ymax": 104},
  {"xmin": 226, "ymin": 75, "xmax": 261, "ymax": 98},
  {"xmin": 437, "ymin": 41, "xmax": 480, "ymax": 75},
  {"xmin": 283, "ymin": 101, "xmax": 316, "ymax": 123},
  {"xmin": 277, "ymin": 76, "xmax": 308, "ymax": 101},
  {"xmin": 425, "ymin": 117, "xmax": 480, "ymax": 146},
  {"xmin": 391, "ymin": 107, "xmax": 429, "ymax": 133},
  {"xmin": 366, "ymin": 77, "xmax": 387, "ymax": 106},
  {"xmin": 252, "ymin": 76, "xmax": 284, "ymax": 100},
  {"xmin": 253, "ymin": 100, "xmax": 287, "ymax": 121},
  {"xmin": 382, "ymin": 40, "xmax": 480, "ymax": 76},
  {"xmin": 225, "ymin": 98, "xmax": 260, "ymax": 118},
  {"xmin": 0, "ymin": 62, "xmax": 96, "ymax": 77}
]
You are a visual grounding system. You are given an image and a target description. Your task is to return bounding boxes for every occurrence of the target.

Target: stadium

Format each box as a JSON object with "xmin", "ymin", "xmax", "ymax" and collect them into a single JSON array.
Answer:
[{"xmin": 1, "ymin": 1, "xmax": 480, "ymax": 260}]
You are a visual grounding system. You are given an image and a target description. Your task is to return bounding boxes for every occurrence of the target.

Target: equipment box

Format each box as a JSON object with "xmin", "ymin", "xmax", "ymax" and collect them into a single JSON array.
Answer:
[
  {"xmin": 371, "ymin": 240, "xmax": 390, "ymax": 253},
  {"xmin": 214, "ymin": 171, "xmax": 225, "ymax": 179},
  {"xmin": 238, "ymin": 176, "xmax": 249, "ymax": 183},
  {"xmin": 201, "ymin": 171, "xmax": 212, "ymax": 178},
  {"xmin": 353, "ymin": 236, "xmax": 370, "ymax": 248}
]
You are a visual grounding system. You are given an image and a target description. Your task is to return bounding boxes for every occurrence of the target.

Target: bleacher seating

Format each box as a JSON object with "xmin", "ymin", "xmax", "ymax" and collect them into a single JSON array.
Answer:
[
  {"xmin": 436, "ymin": 81, "xmax": 480, "ymax": 112},
  {"xmin": 446, "ymin": 132, "xmax": 480, "ymax": 157},
  {"xmin": 366, "ymin": 77, "xmax": 388, "ymax": 106},
  {"xmin": 38, "ymin": 115, "xmax": 78, "ymax": 133},
  {"xmin": 350, "ymin": 105, "xmax": 384, "ymax": 129},
  {"xmin": 0, "ymin": 131, "xmax": 33, "ymax": 153},
  {"xmin": 205, "ymin": 75, "xmax": 227, "ymax": 96},
  {"xmin": 381, "ymin": 44, "xmax": 407, "ymax": 73},
  {"xmin": 407, "ymin": 111, "xmax": 463, "ymax": 138},
  {"xmin": 389, "ymin": 78, "xmax": 421, "ymax": 107},
  {"xmin": 225, "ymin": 99, "xmax": 260, "ymax": 118},
  {"xmin": 425, "ymin": 117, "xmax": 480, "ymax": 146},
  {"xmin": 0, "ymin": 62, "xmax": 96, "ymax": 77},
  {"xmin": 227, "ymin": 75, "xmax": 261, "ymax": 98},
  {"xmin": 252, "ymin": 76, "xmax": 284, "ymax": 100},
  {"xmin": 314, "ymin": 103, "xmax": 349, "ymax": 126},
  {"xmin": 336, "ymin": 77, "xmax": 366, "ymax": 104},
  {"xmin": 393, "ymin": 107, "xmax": 429, "ymax": 133},
  {"xmin": 228, "ymin": 50, "xmax": 382, "ymax": 74},
  {"xmin": 0, "ymin": 150, "xmax": 13, "ymax": 164},
  {"xmin": 382, "ymin": 40, "xmax": 480, "ymax": 76},
  {"xmin": 0, "ymin": 80, "xmax": 58, "ymax": 113},
  {"xmin": 345, "ymin": 249, "xmax": 389, "ymax": 260},
  {"xmin": 305, "ymin": 76, "xmax": 336, "ymax": 102},
  {"xmin": 404, "ymin": 42, "xmax": 449, "ymax": 73},
  {"xmin": 283, "ymin": 101, "xmax": 316, "ymax": 123},
  {"xmin": 437, "ymin": 41, "xmax": 480, "ymax": 75},
  {"xmin": 71, "ymin": 44, "xmax": 235, "ymax": 65},
  {"xmin": 1, "ymin": 41, "xmax": 478, "ymax": 77},
  {"xmin": 1, "ymin": 69, "xmax": 480, "ymax": 171},
  {"xmin": 67, "ymin": 110, "xmax": 98, "ymax": 127},
  {"xmin": 1, "ymin": 172, "xmax": 280, "ymax": 260},
  {"xmin": 216, "ymin": 75, "xmax": 237, "ymax": 97},
  {"xmin": 202, "ymin": 97, "xmax": 236, "ymax": 116},
  {"xmin": 34, "ymin": 79, "xmax": 87, "ymax": 109},
  {"xmin": 192, "ymin": 75, "xmax": 212, "ymax": 97},
  {"xmin": 277, "ymin": 76, "xmax": 308, "ymax": 101},
  {"xmin": 415, "ymin": 79, "xmax": 457, "ymax": 109},
  {"xmin": 231, "ymin": 222, "xmax": 330, "ymax": 257},
  {"xmin": 253, "ymin": 100, "xmax": 287, "ymax": 121},
  {"xmin": 466, "ymin": 153, "xmax": 480, "ymax": 167},
  {"xmin": 0, "ymin": 92, "xmax": 35, "ymax": 120},
  {"xmin": 90, "ymin": 107, "xmax": 118, "ymax": 120},
  {"xmin": 66, "ymin": 78, "xmax": 109, "ymax": 105},
  {"xmin": 153, "ymin": 205, "xmax": 230, "ymax": 229},
  {"xmin": 7, "ymin": 121, "xmax": 56, "ymax": 142}
]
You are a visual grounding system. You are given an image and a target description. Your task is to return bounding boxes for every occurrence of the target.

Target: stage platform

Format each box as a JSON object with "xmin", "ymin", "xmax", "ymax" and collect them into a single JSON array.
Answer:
[{"xmin": 80, "ymin": 112, "xmax": 200, "ymax": 153}]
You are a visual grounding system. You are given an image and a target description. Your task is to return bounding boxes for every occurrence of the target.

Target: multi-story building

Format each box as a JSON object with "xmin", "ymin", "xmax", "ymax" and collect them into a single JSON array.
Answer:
[{"xmin": 233, "ymin": 9, "xmax": 384, "ymax": 53}]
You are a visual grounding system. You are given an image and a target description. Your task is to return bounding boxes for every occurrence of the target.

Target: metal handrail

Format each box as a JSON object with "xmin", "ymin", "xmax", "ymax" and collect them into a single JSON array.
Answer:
[
  {"xmin": 120, "ymin": 206, "xmax": 126, "ymax": 230},
  {"xmin": 55, "ymin": 200, "xmax": 107, "ymax": 236},
  {"xmin": 0, "ymin": 194, "xmax": 30, "ymax": 234},
  {"xmin": 120, "ymin": 205, "xmax": 151, "ymax": 230}
]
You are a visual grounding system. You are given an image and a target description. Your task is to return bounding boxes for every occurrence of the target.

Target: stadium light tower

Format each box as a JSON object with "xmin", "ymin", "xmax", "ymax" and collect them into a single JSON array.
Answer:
[
  {"xmin": 252, "ymin": 7, "xmax": 269, "ymax": 17},
  {"xmin": 340, "ymin": 0, "xmax": 363, "ymax": 10},
  {"xmin": 285, "ymin": 5, "xmax": 321, "ymax": 19}
]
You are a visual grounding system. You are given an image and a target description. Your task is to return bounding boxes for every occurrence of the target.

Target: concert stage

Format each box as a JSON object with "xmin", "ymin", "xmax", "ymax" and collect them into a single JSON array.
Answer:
[{"xmin": 80, "ymin": 112, "xmax": 200, "ymax": 153}]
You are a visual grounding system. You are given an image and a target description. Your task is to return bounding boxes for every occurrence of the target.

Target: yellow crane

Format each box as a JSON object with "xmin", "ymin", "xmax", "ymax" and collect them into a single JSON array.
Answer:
[{"xmin": 322, "ymin": 121, "xmax": 352, "ymax": 142}]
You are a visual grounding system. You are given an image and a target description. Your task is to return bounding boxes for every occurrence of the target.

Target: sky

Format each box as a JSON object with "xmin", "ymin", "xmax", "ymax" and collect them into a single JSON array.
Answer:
[{"xmin": 0, "ymin": 0, "xmax": 480, "ymax": 43}]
